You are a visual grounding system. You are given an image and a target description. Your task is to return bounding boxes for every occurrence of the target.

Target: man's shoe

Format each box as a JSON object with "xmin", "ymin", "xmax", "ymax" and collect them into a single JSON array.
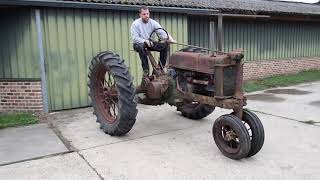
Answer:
[{"xmin": 143, "ymin": 70, "xmax": 149, "ymax": 77}]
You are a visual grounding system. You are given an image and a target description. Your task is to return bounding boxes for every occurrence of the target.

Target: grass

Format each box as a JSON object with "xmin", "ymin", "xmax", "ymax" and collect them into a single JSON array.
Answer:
[
  {"xmin": 0, "ymin": 112, "xmax": 38, "ymax": 129},
  {"xmin": 244, "ymin": 69, "xmax": 320, "ymax": 93}
]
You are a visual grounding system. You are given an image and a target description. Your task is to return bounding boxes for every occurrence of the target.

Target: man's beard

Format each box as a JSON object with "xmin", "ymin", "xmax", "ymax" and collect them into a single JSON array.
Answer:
[{"xmin": 142, "ymin": 18, "xmax": 149, "ymax": 23}]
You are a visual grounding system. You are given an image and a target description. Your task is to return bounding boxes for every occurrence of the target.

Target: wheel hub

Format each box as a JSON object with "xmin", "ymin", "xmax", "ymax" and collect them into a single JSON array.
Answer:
[
  {"xmin": 94, "ymin": 67, "xmax": 119, "ymax": 123},
  {"xmin": 224, "ymin": 130, "xmax": 237, "ymax": 141}
]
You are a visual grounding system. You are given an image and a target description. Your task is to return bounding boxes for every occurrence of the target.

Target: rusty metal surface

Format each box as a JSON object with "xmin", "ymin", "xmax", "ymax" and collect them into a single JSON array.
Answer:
[
  {"xmin": 147, "ymin": 51, "xmax": 165, "ymax": 76},
  {"xmin": 146, "ymin": 77, "xmax": 169, "ymax": 99},
  {"xmin": 227, "ymin": 49, "xmax": 244, "ymax": 62},
  {"xmin": 170, "ymin": 49, "xmax": 246, "ymax": 110},
  {"xmin": 169, "ymin": 52, "xmax": 233, "ymax": 74},
  {"xmin": 141, "ymin": 47, "xmax": 247, "ymax": 116},
  {"xmin": 93, "ymin": 67, "xmax": 117, "ymax": 123},
  {"xmin": 234, "ymin": 62, "xmax": 244, "ymax": 100},
  {"xmin": 214, "ymin": 66, "xmax": 224, "ymax": 98},
  {"xmin": 176, "ymin": 90, "xmax": 246, "ymax": 110}
]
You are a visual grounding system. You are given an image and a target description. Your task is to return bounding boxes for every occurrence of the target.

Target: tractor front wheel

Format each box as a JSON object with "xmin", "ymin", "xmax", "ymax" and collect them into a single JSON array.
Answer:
[
  {"xmin": 242, "ymin": 109, "xmax": 265, "ymax": 157},
  {"xmin": 212, "ymin": 114, "xmax": 251, "ymax": 160}
]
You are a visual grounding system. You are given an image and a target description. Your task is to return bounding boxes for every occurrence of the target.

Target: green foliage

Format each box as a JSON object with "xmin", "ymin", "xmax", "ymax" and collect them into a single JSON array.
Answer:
[
  {"xmin": 244, "ymin": 70, "xmax": 320, "ymax": 93},
  {"xmin": 0, "ymin": 112, "xmax": 38, "ymax": 129}
]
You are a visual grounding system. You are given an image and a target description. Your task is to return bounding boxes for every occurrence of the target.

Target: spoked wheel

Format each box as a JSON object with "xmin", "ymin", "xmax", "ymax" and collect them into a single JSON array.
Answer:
[
  {"xmin": 177, "ymin": 100, "xmax": 214, "ymax": 120},
  {"xmin": 88, "ymin": 51, "xmax": 137, "ymax": 136},
  {"xmin": 242, "ymin": 109, "xmax": 265, "ymax": 157},
  {"xmin": 212, "ymin": 114, "xmax": 251, "ymax": 160},
  {"xmin": 95, "ymin": 70, "xmax": 118, "ymax": 123}
]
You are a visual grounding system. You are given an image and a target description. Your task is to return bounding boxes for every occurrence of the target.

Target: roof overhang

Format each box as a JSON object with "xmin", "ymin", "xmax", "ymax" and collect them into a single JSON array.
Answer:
[{"xmin": 0, "ymin": 0, "xmax": 219, "ymax": 15}]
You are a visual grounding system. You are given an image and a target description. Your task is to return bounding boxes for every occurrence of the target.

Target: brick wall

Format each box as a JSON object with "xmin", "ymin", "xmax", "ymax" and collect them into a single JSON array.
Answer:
[
  {"xmin": 243, "ymin": 57, "xmax": 320, "ymax": 81},
  {"xmin": 0, "ymin": 81, "xmax": 43, "ymax": 112}
]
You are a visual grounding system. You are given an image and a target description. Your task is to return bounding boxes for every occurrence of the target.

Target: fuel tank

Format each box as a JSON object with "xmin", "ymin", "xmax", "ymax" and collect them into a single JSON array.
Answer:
[{"xmin": 168, "ymin": 52, "xmax": 236, "ymax": 74}]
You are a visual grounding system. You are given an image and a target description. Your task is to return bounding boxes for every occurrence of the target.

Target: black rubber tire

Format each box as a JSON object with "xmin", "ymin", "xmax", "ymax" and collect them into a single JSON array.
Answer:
[
  {"xmin": 180, "ymin": 47, "xmax": 207, "ymax": 53},
  {"xmin": 242, "ymin": 109, "xmax": 265, "ymax": 157},
  {"xmin": 88, "ymin": 51, "xmax": 137, "ymax": 136},
  {"xmin": 177, "ymin": 102, "xmax": 214, "ymax": 120},
  {"xmin": 176, "ymin": 47, "xmax": 214, "ymax": 120},
  {"xmin": 212, "ymin": 114, "xmax": 251, "ymax": 160}
]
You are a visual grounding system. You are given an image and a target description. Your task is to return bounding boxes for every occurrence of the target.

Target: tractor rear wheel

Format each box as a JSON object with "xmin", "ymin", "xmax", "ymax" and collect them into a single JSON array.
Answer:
[
  {"xmin": 177, "ymin": 101, "xmax": 214, "ymax": 120},
  {"xmin": 176, "ymin": 47, "xmax": 214, "ymax": 120},
  {"xmin": 88, "ymin": 51, "xmax": 137, "ymax": 136}
]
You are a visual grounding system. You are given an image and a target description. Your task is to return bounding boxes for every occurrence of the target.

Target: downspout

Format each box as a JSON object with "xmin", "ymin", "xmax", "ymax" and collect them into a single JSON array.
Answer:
[
  {"xmin": 217, "ymin": 15, "xmax": 223, "ymax": 52},
  {"xmin": 35, "ymin": 9, "xmax": 49, "ymax": 113}
]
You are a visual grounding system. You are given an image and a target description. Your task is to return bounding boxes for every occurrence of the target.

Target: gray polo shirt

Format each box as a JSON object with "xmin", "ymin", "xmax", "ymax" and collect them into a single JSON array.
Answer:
[{"xmin": 130, "ymin": 18, "xmax": 166, "ymax": 44}]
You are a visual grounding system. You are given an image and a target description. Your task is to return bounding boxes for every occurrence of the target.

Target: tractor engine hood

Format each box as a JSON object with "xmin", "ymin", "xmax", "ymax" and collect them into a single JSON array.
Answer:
[{"xmin": 168, "ymin": 50, "xmax": 244, "ymax": 74}]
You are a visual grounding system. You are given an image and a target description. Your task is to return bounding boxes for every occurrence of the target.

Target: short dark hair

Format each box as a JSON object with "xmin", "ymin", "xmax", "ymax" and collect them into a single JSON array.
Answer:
[{"xmin": 139, "ymin": 6, "xmax": 149, "ymax": 14}]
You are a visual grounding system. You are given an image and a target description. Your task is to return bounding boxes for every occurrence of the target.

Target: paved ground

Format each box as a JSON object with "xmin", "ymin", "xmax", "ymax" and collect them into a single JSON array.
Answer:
[
  {"xmin": 0, "ymin": 81, "xmax": 320, "ymax": 180},
  {"xmin": 0, "ymin": 124, "xmax": 68, "ymax": 165}
]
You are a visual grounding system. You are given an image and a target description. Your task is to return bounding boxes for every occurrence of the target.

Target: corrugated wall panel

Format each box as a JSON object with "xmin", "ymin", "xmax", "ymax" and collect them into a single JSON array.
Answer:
[
  {"xmin": 188, "ymin": 17, "xmax": 320, "ymax": 61},
  {"xmin": 0, "ymin": 8, "xmax": 39, "ymax": 79},
  {"xmin": 42, "ymin": 8, "xmax": 187, "ymax": 111}
]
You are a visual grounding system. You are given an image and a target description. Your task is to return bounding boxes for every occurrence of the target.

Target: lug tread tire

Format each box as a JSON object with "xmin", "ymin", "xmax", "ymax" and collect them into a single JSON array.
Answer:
[
  {"xmin": 212, "ymin": 114, "xmax": 251, "ymax": 160},
  {"xmin": 88, "ymin": 51, "xmax": 137, "ymax": 136}
]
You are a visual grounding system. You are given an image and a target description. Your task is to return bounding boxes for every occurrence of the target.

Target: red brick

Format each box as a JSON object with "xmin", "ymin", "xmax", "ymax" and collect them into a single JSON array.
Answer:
[
  {"xmin": 31, "ymin": 82, "xmax": 39, "ymax": 85},
  {"xmin": 244, "ymin": 58, "xmax": 320, "ymax": 80}
]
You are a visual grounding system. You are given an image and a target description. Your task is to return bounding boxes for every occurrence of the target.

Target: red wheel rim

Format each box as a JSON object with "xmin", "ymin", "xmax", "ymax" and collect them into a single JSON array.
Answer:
[{"xmin": 94, "ymin": 67, "xmax": 118, "ymax": 123}]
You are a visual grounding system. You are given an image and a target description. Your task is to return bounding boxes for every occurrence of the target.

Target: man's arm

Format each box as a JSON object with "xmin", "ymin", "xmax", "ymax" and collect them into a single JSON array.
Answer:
[
  {"xmin": 152, "ymin": 20, "xmax": 176, "ymax": 42},
  {"xmin": 130, "ymin": 23, "xmax": 145, "ymax": 44}
]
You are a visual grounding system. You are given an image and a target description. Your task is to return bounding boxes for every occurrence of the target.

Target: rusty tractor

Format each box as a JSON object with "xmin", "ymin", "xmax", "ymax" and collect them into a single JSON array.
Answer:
[{"xmin": 87, "ymin": 28, "xmax": 264, "ymax": 160}]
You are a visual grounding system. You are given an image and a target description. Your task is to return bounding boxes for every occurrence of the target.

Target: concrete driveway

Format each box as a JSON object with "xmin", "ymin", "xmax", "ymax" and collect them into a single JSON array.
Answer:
[{"xmin": 0, "ymin": 81, "xmax": 320, "ymax": 180}]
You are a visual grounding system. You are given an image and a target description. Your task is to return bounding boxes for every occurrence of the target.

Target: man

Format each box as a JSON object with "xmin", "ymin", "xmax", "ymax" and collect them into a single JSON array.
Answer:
[{"xmin": 131, "ymin": 6, "xmax": 175, "ymax": 77}]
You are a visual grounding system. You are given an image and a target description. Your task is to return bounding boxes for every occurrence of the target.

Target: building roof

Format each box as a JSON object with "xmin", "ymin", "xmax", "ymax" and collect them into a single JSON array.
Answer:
[
  {"xmin": 65, "ymin": 0, "xmax": 320, "ymax": 16},
  {"xmin": 1, "ymin": 0, "xmax": 320, "ymax": 16}
]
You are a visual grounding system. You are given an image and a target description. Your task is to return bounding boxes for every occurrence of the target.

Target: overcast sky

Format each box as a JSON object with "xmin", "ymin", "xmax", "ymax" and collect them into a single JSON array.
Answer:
[{"xmin": 280, "ymin": 0, "xmax": 318, "ymax": 3}]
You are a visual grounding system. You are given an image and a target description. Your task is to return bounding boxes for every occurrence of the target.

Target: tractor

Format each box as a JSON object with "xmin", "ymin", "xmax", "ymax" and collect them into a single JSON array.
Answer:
[{"xmin": 87, "ymin": 28, "xmax": 264, "ymax": 160}]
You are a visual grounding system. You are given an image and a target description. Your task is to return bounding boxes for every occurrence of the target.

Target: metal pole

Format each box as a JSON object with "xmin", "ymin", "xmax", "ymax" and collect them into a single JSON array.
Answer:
[
  {"xmin": 170, "ymin": 42, "xmax": 212, "ymax": 51},
  {"xmin": 209, "ymin": 21, "xmax": 215, "ymax": 52},
  {"xmin": 217, "ymin": 15, "xmax": 223, "ymax": 52},
  {"xmin": 35, "ymin": 9, "xmax": 49, "ymax": 113}
]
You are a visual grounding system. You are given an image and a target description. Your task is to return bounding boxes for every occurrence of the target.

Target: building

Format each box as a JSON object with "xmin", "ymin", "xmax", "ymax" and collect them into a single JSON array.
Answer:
[{"xmin": 0, "ymin": 0, "xmax": 320, "ymax": 112}]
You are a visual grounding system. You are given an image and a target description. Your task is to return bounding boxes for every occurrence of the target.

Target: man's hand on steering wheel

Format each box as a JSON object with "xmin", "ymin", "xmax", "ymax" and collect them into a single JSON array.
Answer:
[
  {"xmin": 144, "ymin": 39, "xmax": 153, "ymax": 48},
  {"xmin": 148, "ymin": 28, "xmax": 171, "ymax": 50}
]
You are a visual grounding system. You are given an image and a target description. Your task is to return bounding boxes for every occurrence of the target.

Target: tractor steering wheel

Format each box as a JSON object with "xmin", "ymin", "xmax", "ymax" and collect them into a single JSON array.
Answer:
[{"xmin": 148, "ymin": 28, "xmax": 170, "ymax": 45}]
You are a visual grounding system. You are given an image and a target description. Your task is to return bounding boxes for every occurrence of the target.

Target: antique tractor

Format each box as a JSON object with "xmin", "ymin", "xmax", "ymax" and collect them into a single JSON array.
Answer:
[{"xmin": 88, "ymin": 28, "xmax": 264, "ymax": 160}]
